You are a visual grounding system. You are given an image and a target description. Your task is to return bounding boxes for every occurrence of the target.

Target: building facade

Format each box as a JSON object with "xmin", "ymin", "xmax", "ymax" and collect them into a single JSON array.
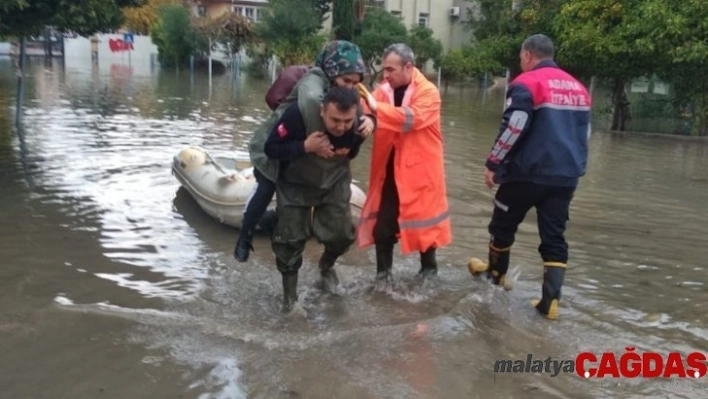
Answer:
[
  {"xmin": 192, "ymin": 0, "xmax": 472, "ymax": 52},
  {"xmin": 359, "ymin": 0, "xmax": 472, "ymax": 52},
  {"xmin": 192, "ymin": 0, "xmax": 269, "ymax": 23}
]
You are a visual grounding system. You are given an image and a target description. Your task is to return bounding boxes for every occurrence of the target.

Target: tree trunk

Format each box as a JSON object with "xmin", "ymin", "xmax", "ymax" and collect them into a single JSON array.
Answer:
[
  {"xmin": 15, "ymin": 36, "xmax": 26, "ymax": 128},
  {"xmin": 611, "ymin": 77, "xmax": 630, "ymax": 131}
]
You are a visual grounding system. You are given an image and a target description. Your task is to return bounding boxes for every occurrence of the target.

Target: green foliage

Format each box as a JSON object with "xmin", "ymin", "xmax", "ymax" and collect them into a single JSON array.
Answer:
[
  {"xmin": 244, "ymin": 42, "xmax": 273, "ymax": 77},
  {"xmin": 256, "ymin": 0, "xmax": 321, "ymax": 41},
  {"xmin": 150, "ymin": 5, "xmax": 203, "ymax": 68},
  {"xmin": 439, "ymin": 48, "xmax": 472, "ymax": 81},
  {"xmin": 405, "ymin": 26, "xmax": 443, "ymax": 69},
  {"xmin": 554, "ymin": 0, "xmax": 659, "ymax": 80},
  {"xmin": 465, "ymin": 0, "xmax": 562, "ymax": 79},
  {"xmin": 272, "ymin": 33, "xmax": 328, "ymax": 66},
  {"xmin": 122, "ymin": 0, "xmax": 181, "ymax": 35},
  {"xmin": 254, "ymin": 0, "xmax": 324, "ymax": 66},
  {"xmin": 459, "ymin": 0, "xmax": 708, "ymax": 133},
  {"xmin": 195, "ymin": 11, "xmax": 255, "ymax": 55},
  {"xmin": 353, "ymin": 8, "xmax": 407, "ymax": 75},
  {"xmin": 313, "ymin": 0, "xmax": 332, "ymax": 30},
  {"xmin": 438, "ymin": 45, "xmax": 502, "ymax": 83},
  {"xmin": 640, "ymin": 0, "xmax": 708, "ymax": 135},
  {"xmin": 0, "ymin": 0, "xmax": 145, "ymax": 37},
  {"xmin": 332, "ymin": 0, "xmax": 355, "ymax": 40}
]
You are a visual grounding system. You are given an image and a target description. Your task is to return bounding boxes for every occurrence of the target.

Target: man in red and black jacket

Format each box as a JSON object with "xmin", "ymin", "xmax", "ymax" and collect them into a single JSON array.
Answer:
[{"xmin": 471, "ymin": 34, "xmax": 592, "ymax": 320}]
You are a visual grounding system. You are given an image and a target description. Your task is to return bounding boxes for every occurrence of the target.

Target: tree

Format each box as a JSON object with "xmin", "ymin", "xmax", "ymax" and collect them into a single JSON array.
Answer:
[
  {"xmin": 194, "ymin": 11, "xmax": 255, "ymax": 56},
  {"xmin": 405, "ymin": 26, "xmax": 443, "ymax": 70},
  {"xmin": 638, "ymin": 0, "xmax": 708, "ymax": 135},
  {"xmin": 254, "ymin": 0, "xmax": 325, "ymax": 66},
  {"xmin": 439, "ymin": 48, "xmax": 473, "ymax": 89},
  {"xmin": 438, "ymin": 45, "xmax": 502, "ymax": 89},
  {"xmin": 313, "ymin": 0, "xmax": 333, "ymax": 30},
  {"xmin": 465, "ymin": 0, "xmax": 563, "ymax": 79},
  {"xmin": 332, "ymin": 0, "xmax": 355, "ymax": 40},
  {"xmin": 0, "ymin": 0, "xmax": 146, "ymax": 37},
  {"xmin": 122, "ymin": 0, "xmax": 181, "ymax": 35},
  {"xmin": 354, "ymin": 7, "xmax": 408, "ymax": 84},
  {"xmin": 554, "ymin": 0, "xmax": 662, "ymax": 131},
  {"xmin": 150, "ymin": 4, "xmax": 204, "ymax": 68}
]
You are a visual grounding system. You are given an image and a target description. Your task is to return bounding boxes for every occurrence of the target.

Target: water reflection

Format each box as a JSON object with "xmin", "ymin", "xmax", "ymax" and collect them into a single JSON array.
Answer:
[{"xmin": 0, "ymin": 56, "xmax": 707, "ymax": 398}]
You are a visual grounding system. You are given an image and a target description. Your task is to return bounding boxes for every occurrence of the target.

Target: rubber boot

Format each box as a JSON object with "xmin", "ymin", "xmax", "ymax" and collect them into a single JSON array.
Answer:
[
  {"xmin": 234, "ymin": 231, "xmax": 254, "ymax": 263},
  {"xmin": 319, "ymin": 251, "xmax": 339, "ymax": 294},
  {"xmin": 486, "ymin": 244, "xmax": 510, "ymax": 288},
  {"xmin": 418, "ymin": 247, "xmax": 438, "ymax": 278},
  {"xmin": 375, "ymin": 242, "xmax": 394, "ymax": 282},
  {"xmin": 468, "ymin": 244, "xmax": 512, "ymax": 290},
  {"xmin": 281, "ymin": 271, "xmax": 299, "ymax": 313},
  {"xmin": 531, "ymin": 264, "xmax": 565, "ymax": 320}
]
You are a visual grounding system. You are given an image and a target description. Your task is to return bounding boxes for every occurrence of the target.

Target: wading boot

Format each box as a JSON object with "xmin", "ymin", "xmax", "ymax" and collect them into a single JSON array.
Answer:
[
  {"xmin": 418, "ymin": 247, "xmax": 438, "ymax": 278},
  {"xmin": 257, "ymin": 210, "xmax": 278, "ymax": 237},
  {"xmin": 234, "ymin": 231, "xmax": 254, "ymax": 263},
  {"xmin": 319, "ymin": 251, "xmax": 339, "ymax": 294},
  {"xmin": 531, "ymin": 264, "xmax": 565, "ymax": 320},
  {"xmin": 375, "ymin": 243, "xmax": 394, "ymax": 289},
  {"xmin": 281, "ymin": 271, "xmax": 299, "ymax": 314},
  {"xmin": 468, "ymin": 244, "xmax": 512, "ymax": 291}
]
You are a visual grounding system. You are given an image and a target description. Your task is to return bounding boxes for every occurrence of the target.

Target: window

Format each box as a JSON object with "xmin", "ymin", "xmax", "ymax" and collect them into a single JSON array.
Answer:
[
  {"xmin": 418, "ymin": 13, "xmax": 429, "ymax": 27},
  {"xmin": 244, "ymin": 7, "xmax": 255, "ymax": 20},
  {"xmin": 197, "ymin": 5, "xmax": 207, "ymax": 17},
  {"xmin": 232, "ymin": 6, "xmax": 243, "ymax": 14},
  {"xmin": 390, "ymin": 10, "xmax": 402, "ymax": 19},
  {"xmin": 256, "ymin": 7, "xmax": 265, "ymax": 21}
]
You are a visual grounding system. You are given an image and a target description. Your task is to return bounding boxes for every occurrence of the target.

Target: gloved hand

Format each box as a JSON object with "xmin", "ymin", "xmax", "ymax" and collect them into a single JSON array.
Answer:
[{"xmin": 357, "ymin": 83, "xmax": 377, "ymax": 113}]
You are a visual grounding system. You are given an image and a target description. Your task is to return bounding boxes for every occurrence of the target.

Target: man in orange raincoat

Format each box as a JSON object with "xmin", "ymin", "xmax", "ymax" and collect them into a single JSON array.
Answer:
[{"xmin": 357, "ymin": 43, "xmax": 452, "ymax": 286}]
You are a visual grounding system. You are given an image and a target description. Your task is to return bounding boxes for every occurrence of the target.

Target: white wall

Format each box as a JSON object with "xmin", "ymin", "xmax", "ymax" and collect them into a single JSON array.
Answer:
[{"xmin": 64, "ymin": 34, "xmax": 159, "ymax": 76}]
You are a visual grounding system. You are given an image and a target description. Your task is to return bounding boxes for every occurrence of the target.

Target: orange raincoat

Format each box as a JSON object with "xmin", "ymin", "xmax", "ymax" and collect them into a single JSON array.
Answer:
[{"xmin": 357, "ymin": 68, "xmax": 452, "ymax": 254}]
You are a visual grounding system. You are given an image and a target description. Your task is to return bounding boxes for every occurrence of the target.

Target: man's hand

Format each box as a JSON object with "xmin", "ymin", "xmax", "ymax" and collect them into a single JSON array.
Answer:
[
  {"xmin": 304, "ymin": 131, "xmax": 334, "ymax": 158},
  {"xmin": 357, "ymin": 83, "xmax": 377, "ymax": 112},
  {"xmin": 357, "ymin": 115, "xmax": 375, "ymax": 138},
  {"xmin": 484, "ymin": 168, "xmax": 496, "ymax": 189}
]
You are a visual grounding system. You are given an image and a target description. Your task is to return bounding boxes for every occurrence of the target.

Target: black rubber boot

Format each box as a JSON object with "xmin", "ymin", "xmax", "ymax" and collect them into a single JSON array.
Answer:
[
  {"xmin": 234, "ymin": 231, "xmax": 254, "ymax": 263},
  {"xmin": 532, "ymin": 265, "xmax": 565, "ymax": 320},
  {"xmin": 281, "ymin": 272, "xmax": 299, "ymax": 313},
  {"xmin": 375, "ymin": 242, "xmax": 394, "ymax": 282},
  {"xmin": 418, "ymin": 247, "xmax": 438, "ymax": 278},
  {"xmin": 319, "ymin": 251, "xmax": 339, "ymax": 294},
  {"xmin": 485, "ymin": 244, "xmax": 511, "ymax": 287}
]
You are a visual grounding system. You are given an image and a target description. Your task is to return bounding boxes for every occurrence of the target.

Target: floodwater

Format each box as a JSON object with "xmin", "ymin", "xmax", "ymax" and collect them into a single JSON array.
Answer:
[{"xmin": 1, "ymin": 57, "xmax": 707, "ymax": 399}]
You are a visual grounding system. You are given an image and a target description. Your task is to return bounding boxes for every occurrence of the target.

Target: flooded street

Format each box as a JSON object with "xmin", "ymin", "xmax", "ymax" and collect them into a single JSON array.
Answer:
[{"xmin": 1, "ymin": 57, "xmax": 707, "ymax": 399}]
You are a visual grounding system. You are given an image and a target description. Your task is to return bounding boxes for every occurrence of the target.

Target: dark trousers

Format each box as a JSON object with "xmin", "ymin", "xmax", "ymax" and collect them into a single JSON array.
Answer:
[
  {"xmin": 373, "ymin": 150, "xmax": 400, "ymax": 245},
  {"xmin": 373, "ymin": 150, "xmax": 436, "ymax": 265},
  {"xmin": 489, "ymin": 182, "xmax": 575, "ymax": 263},
  {"xmin": 241, "ymin": 167, "xmax": 276, "ymax": 235},
  {"xmin": 272, "ymin": 179, "xmax": 355, "ymax": 274}
]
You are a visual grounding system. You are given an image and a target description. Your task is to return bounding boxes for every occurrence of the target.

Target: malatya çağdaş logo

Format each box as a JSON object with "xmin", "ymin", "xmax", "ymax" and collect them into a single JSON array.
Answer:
[{"xmin": 494, "ymin": 348, "xmax": 707, "ymax": 379}]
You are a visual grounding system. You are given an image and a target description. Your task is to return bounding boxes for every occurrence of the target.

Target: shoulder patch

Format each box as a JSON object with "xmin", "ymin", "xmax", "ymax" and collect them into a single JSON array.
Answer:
[{"xmin": 277, "ymin": 123, "xmax": 288, "ymax": 138}]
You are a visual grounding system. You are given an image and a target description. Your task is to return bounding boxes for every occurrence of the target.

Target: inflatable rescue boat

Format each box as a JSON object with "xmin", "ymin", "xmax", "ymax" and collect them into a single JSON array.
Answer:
[{"xmin": 171, "ymin": 146, "xmax": 367, "ymax": 229}]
